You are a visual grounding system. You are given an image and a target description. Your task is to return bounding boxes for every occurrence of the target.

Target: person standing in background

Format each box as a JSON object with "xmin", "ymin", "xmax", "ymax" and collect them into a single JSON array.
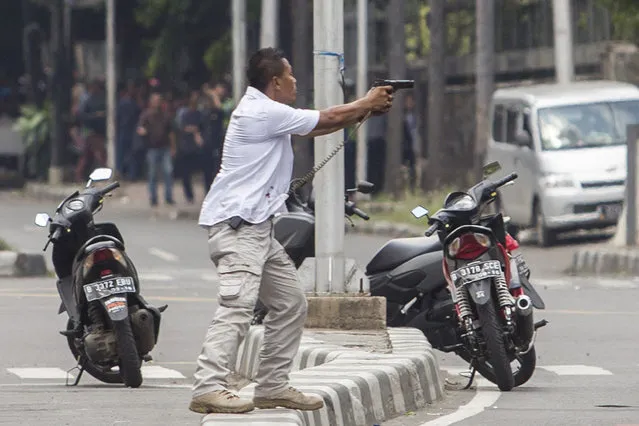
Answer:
[
  {"xmin": 116, "ymin": 81, "xmax": 140, "ymax": 180},
  {"xmin": 75, "ymin": 79, "xmax": 107, "ymax": 182},
  {"xmin": 366, "ymin": 114, "xmax": 387, "ymax": 193},
  {"xmin": 402, "ymin": 93, "xmax": 418, "ymax": 192},
  {"xmin": 200, "ymin": 82, "xmax": 228, "ymax": 191},
  {"xmin": 178, "ymin": 90, "xmax": 205, "ymax": 204},
  {"xmin": 137, "ymin": 92, "xmax": 176, "ymax": 207}
]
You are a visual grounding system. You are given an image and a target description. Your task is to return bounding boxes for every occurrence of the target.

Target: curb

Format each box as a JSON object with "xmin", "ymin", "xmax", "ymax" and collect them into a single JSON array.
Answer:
[
  {"xmin": 23, "ymin": 182, "xmax": 128, "ymax": 202},
  {"xmin": 0, "ymin": 251, "xmax": 48, "ymax": 277},
  {"xmin": 202, "ymin": 326, "xmax": 444, "ymax": 426},
  {"xmin": 570, "ymin": 248, "xmax": 639, "ymax": 276},
  {"xmin": 172, "ymin": 207, "xmax": 425, "ymax": 239}
]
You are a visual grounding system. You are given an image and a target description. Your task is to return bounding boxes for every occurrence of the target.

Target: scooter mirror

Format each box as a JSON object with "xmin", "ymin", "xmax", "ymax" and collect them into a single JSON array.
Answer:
[
  {"xmin": 89, "ymin": 168, "xmax": 113, "ymax": 182},
  {"xmin": 482, "ymin": 161, "xmax": 501, "ymax": 177},
  {"xmin": 411, "ymin": 205, "xmax": 429, "ymax": 219},
  {"xmin": 34, "ymin": 213, "xmax": 51, "ymax": 227},
  {"xmin": 356, "ymin": 181, "xmax": 375, "ymax": 194}
]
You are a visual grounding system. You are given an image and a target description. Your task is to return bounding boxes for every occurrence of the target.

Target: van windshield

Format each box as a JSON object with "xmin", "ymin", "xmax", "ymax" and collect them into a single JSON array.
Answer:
[{"xmin": 538, "ymin": 100, "xmax": 639, "ymax": 150}]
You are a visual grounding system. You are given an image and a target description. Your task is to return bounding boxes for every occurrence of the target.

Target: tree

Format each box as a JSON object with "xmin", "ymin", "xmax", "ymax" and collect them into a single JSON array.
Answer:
[
  {"xmin": 134, "ymin": 0, "xmax": 262, "ymax": 82},
  {"xmin": 384, "ymin": 0, "xmax": 407, "ymax": 200},
  {"xmin": 598, "ymin": 0, "xmax": 639, "ymax": 45}
]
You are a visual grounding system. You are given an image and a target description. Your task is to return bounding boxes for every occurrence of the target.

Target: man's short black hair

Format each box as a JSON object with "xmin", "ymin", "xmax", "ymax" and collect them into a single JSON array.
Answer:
[{"xmin": 247, "ymin": 47, "xmax": 287, "ymax": 92}]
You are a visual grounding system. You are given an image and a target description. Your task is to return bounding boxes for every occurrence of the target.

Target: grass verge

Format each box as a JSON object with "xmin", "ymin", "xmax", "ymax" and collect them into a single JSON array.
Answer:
[
  {"xmin": 0, "ymin": 238, "xmax": 13, "ymax": 251},
  {"xmin": 365, "ymin": 187, "xmax": 454, "ymax": 226}
]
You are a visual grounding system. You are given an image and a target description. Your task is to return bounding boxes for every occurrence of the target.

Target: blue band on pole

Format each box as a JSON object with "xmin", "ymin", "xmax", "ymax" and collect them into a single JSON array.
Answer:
[{"xmin": 313, "ymin": 50, "xmax": 345, "ymax": 74}]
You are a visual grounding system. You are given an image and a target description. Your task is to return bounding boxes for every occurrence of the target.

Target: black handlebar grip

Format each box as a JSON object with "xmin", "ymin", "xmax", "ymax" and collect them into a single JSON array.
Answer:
[
  {"xmin": 353, "ymin": 207, "xmax": 370, "ymax": 221},
  {"xmin": 494, "ymin": 172, "xmax": 518, "ymax": 188},
  {"xmin": 98, "ymin": 181, "xmax": 120, "ymax": 196},
  {"xmin": 424, "ymin": 223, "xmax": 438, "ymax": 237}
]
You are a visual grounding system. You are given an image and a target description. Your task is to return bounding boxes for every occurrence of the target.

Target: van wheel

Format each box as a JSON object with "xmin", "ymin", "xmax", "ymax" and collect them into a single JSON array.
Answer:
[{"xmin": 533, "ymin": 201, "xmax": 556, "ymax": 247}]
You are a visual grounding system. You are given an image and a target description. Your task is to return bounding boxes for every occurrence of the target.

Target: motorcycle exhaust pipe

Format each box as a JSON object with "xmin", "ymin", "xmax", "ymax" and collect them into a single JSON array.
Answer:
[
  {"xmin": 515, "ymin": 295, "xmax": 534, "ymax": 345},
  {"xmin": 515, "ymin": 295, "xmax": 533, "ymax": 317}
]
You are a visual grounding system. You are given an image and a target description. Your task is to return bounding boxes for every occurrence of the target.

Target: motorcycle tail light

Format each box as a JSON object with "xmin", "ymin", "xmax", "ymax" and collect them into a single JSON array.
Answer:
[
  {"xmin": 83, "ymin": 248, "xmax": 125, "ymax": 275},
  {"xmin": 449, "ymin": 233, "xmax": 491, "ymax": 260}
]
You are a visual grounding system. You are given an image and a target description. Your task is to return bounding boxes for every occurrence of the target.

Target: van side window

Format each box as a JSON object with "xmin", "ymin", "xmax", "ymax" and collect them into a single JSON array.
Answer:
[
  {"xmin": 522, "ymin": 112, "xmax": 532, "ymax": 135},
  {"xmin": 492, "ymin": 105, "xmax": 506, "ymax": 142},
  {"xmin": 506, "ymin": 108, "xmax": 519, "ymax": 143}
]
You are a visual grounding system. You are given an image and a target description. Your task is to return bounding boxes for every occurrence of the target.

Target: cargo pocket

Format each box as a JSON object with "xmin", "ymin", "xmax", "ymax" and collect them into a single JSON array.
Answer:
[{"xmin": 217, "ymin": 261, "xmax": 262, "ymax": 308}]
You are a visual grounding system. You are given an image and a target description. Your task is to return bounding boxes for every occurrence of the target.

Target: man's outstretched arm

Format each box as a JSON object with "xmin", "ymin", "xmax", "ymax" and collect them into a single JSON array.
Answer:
[{"xmin": 298, "ymin": 86, "xmax": 393, "ymax": 138}]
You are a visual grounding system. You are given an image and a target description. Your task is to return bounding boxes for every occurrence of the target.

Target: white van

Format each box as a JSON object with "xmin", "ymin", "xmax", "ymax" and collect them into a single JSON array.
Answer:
[{"xmin": 486, "ymin": 80, "xmax": 639, "ymax": 246}]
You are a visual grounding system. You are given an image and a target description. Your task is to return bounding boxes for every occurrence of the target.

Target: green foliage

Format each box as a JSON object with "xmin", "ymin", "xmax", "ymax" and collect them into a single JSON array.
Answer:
[
  {"xmin": 134, "ymin": 0, "xmax": 262, "ymax": 80},
  {"xmin": 598, "ymin": 0, "xmax": 639, "ymax": 44},
  {"xmin": 12, "ymin": 103, "xmax": 50, "ymax": 151}
]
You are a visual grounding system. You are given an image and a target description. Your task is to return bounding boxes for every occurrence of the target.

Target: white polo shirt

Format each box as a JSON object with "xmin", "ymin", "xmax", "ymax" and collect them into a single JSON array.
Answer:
[{"xmin": 198, "ymin": 86, "xmax": 320, "ymax": 227}]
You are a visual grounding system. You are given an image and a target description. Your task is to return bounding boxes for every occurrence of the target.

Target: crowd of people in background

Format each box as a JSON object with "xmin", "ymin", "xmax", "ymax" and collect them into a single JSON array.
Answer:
[{"xmin": 69, "ymin": 77, "xmax": 231, "ymax": 207}]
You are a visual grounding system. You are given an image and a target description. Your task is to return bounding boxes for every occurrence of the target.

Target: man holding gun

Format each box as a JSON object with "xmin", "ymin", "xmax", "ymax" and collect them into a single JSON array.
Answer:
[{"xmin": 189, "ymin": 47, "xmax": 398, "ymax": 415}]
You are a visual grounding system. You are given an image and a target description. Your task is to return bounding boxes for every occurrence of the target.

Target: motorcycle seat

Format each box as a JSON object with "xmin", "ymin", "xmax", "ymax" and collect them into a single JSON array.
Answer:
[{"xmin": 366, "ymin": 236, "xmax": 443, "ymax": 275}]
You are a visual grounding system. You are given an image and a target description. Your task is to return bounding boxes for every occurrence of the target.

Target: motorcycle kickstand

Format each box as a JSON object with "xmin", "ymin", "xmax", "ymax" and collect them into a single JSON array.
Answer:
[
  {"xmin": 66, "ymin": 356, "xmax": 86, "ymax": 387},
  {"xmin": 462, "ymin": 362, "xmax": 477, "ymax": 390}
]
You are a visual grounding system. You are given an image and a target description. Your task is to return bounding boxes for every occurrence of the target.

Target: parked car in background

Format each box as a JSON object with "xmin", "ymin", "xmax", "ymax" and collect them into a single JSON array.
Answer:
[{"xmin": 486, "ymin": 80, "xmax": 639, "ymax": 246}]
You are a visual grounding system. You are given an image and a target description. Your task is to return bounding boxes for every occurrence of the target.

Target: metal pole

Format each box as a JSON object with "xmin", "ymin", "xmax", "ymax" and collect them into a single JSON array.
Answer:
[
  {"xmin": 49, "ymin": 0, "xmax": 65, "ymax": 185},
  {"xmin": 232, "ymin": 0, "xmax": 247, "ymax": 105},
  {"xmin": 260, "ymin": 0, "xmax": 279, "ymax": 48},
  {"xmin": 355, "ymin": 0, "xmax": 368, "ymax": 193},
  {"xmin": 313, "ymin": 0, "xmax": 345, "ymax": 294},
  {"xmin": 105, "ymin": 0, "xmax": 116, "ymax": 171},
  {"xmin": 475, "ymin": 0, "xmax": 495, "ymax": 178},
  {"xmin": 626, "ymin": 125, "xmax": 639, "ymax": 246},
  {"xmin": 552, "ymin": 0, "xmax": 574, "ymax": 84}
]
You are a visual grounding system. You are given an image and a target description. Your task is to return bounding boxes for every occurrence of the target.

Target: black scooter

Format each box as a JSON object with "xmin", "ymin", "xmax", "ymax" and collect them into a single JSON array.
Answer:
[
  {"xmin": 251, "ymin": 182, "xmax": 374, "ymax": 324},
  {"xmin": 34, "ymin": 168, "xmax": 167, "ymax": 388}
]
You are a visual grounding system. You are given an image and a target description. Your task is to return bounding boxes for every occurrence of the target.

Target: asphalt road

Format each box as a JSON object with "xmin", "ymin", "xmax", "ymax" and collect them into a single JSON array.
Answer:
[{"xmin": 1, "ymin": 194, "xmax": 637, "ymax": 425}]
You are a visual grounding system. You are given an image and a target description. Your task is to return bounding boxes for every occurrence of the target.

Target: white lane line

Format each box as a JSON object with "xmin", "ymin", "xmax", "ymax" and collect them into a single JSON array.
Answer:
[
  {"xmin": 141, "ymin": 366, "xmax": 186, "ymax": 379},
  {"xmin": 420, "ymin": 379, "xmax": 500, "ymax": 426},
  {"xmin": 200, "ymin": 274, "xmax": 217, "ymax": 282},
  {"xmin": 540, "ymin": 365, "xmax": 613, "ymax": 376},
  {"xmin": 7, "ymin": 368, "xmax": 72, "ymax": 379},
  {"xmin": 148, "ymin": 247, "xmax": 179, "ymax": 262},
  {"xmin": 137, "ymin": 273, "xmax": 173, "ymax": 282}
]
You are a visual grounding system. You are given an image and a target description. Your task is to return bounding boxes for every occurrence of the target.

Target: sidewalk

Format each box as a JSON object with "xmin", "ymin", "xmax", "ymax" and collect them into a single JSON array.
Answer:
[{"xmin": 21, "ymin": 179, "xmax": 426, "ymax": 238}]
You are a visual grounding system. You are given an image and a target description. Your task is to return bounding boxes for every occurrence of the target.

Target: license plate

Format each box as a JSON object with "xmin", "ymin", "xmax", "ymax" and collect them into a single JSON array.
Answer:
[
  {"xmin": 598, "ymin": 203, "xmax": 622, "ymax": 221},
  {"xmin": 450, "ymin": 260, "xmax": 502, "ymax": 288},
  {"xmin": 83, "ymin": 277, "xmax": 136, "ymax": 302}
]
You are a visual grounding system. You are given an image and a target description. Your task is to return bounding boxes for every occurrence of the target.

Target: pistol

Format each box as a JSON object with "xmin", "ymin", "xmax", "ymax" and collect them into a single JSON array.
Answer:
[{"xmin": 372, "ymin": 79, "xmax": 414, "ymax": 92}]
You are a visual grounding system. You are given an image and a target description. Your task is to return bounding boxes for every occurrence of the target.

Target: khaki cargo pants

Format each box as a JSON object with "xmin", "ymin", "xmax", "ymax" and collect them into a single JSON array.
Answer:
[{"xmin": 192, "ymin": 218, "xmax": 307, "ymax": 398}]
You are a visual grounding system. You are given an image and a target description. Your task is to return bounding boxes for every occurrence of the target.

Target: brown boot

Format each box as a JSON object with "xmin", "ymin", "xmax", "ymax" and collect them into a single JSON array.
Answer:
[
  {"xmin": 189, "ymin": 389, "xmax": 255, "ymax": 414},
  {"xmin": 254, "ymin": 386, "xmax": 324, "ymax": 411}
]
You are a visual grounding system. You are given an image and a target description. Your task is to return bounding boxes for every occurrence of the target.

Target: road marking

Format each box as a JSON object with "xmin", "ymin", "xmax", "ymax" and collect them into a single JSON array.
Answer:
[
  {"xmin": 148, "ymin": 247, "xmax": 179, "ymax": 262},
  {"xmin": 7, "ymin": 368, "xmax": 72, "ymax": 379},
  {"xmin": 138, "ymin": 273, "xmax": 173, "ymax": 282},
  {"xmin": 420, "ymin": 379, "xmax": 499, "ymax": 426},
  {"xmin": 141, "ymin": 366, "xmax": 185, "ymax": 379},
  {"xmin": 540, "ymin": 365, "xmax": 613, "ymax": 376},
  {"xmin": 200, "ymin": 274, "xmax": 217, "ymax": 282}
]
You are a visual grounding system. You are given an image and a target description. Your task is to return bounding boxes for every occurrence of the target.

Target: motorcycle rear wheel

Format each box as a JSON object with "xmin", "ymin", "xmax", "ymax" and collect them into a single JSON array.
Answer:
[
  {"xmin": 459, "ymin": 346, "xmax": 536, "ymax": 387},
  {"xmin": 113, "ymin": 319, "xmax": 143, "ymax": 388},
  {"xmin": 66, "ymin": 318, "xmax": 123, "ymax": 384},
  {"xmin": 66, "ymin": 318, "xmax": 143, "ymax": 387},
  {"xmin": 475, "ymin": 301, "xmax": 515, "ymax": 391}
]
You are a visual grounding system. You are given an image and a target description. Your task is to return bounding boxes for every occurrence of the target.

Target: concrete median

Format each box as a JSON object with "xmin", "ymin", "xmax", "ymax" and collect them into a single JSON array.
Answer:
[
  {"xmin": 569, "ymin": 247, "xmax": 639, "ymax": 276},
  {"xmin": 201, "ymin": 326, "xmax": 445, "ymax": 426},
  {"xmin": 0, "ymin": 250, "xmax": 48, "ymax": 277}
]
